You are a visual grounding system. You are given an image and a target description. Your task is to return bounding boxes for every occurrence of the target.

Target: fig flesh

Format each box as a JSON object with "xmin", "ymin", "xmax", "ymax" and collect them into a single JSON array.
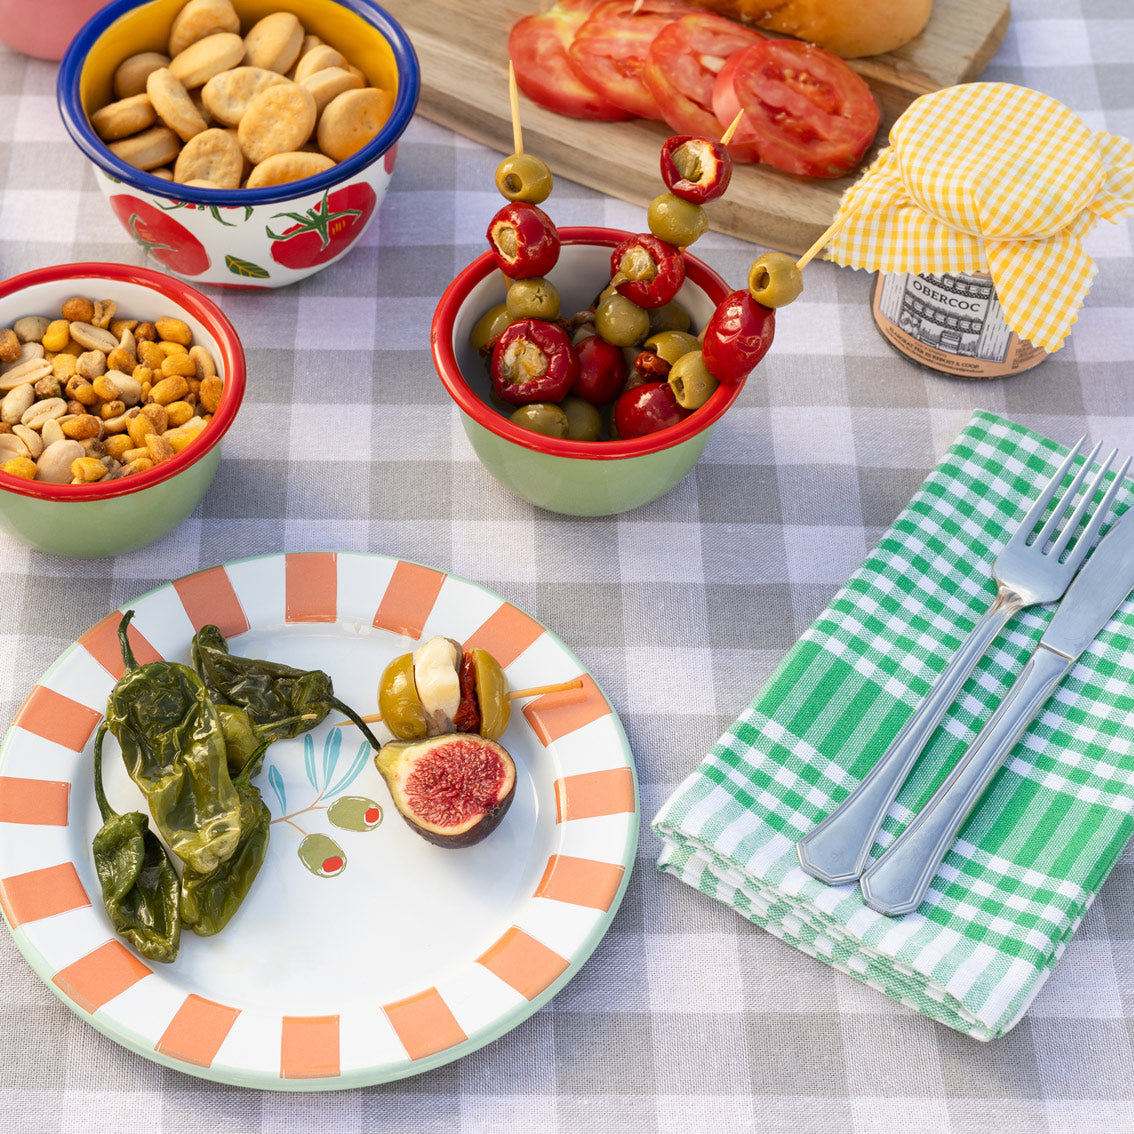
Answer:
[{"xmin": 374, "ymin": 733, "xmax": 516, "ymax": 848}]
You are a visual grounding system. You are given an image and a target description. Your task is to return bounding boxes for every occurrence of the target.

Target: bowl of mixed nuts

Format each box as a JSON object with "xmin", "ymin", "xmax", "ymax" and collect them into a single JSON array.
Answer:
[
  {"xmin": 57, "ymin": 0, "xmax": 419, "ymax": 288},
  {"xmin": 0, "ymin": 261, "xmax": 245, "ymax": 557}
]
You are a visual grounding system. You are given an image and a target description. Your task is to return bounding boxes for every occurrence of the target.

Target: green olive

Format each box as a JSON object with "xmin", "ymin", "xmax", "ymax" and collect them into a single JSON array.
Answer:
[
  {"xmin": 560, "ymin": 395, "xmax": 603, "ymax": 441},
  {"xmin": 470, "ymin": 303, "xmax": 512, "ymax": 353},
  {"xmin": 747, "ymin": 252, "xmax": 803, "ymax": 307},
  {"xmin": 494, "ymin": 152, "xmax": 554, "ymax": 203},
  {"xmin": 471, "ymin": 647, "xmax": 510, "ymax": 739},
  {"xmin": 644, "ymin": 330, "xmax": 702, "ymax": 365},
  {"xmin": 510, "ymin": 402, "xmax": 569, "ymax": 437},
  {"xmin": 648, "ymin": 301, "xmax": 692, "ymax": 334},
  {"xmin": 505, "ymin": 277, "xmax": 560, "ymax": 321},
  {"xmin": 378, "ymin": 653, "xmax": 427, "ymax": 741},
  {"xmin": 595, "ymin": 292, "xmax": 650, "ymax": 346},
  {"xmin": 647, "ymin": 192, "xmax": 708, "ymax": 248},
  {"xmin": 667, "ymin": 350, "xmax": 718, "ymax": 410}
]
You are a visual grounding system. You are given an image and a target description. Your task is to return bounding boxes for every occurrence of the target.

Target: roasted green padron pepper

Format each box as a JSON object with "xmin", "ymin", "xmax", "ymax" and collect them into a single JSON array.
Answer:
[
  {"xmin": 180, "ymin": 746, "xmax": 272, "ymax": 937},
  {"xmin": 191, "ymin": 624, "xmax": 384, "ymax": 751},
  {"xmin": 91, "ymin": 723, "xmax": 181, "ymax": 964},
  {"xmin": 105, "ymin": 611, "xmax": 242, "ymax": 874}
]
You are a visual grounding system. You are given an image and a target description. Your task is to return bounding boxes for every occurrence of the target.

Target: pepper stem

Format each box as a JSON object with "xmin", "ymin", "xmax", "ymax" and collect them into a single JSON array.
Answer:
[
  {"xmin": 117, "ymin": 610, "xmax": 139, "ymax": 671},
  {"xmin": 328, "ymin": 696, "xmax": 386, "ymax": 752},
  {"xmin": 92, "ymin": 723, "xmax": 114, "ymax": 823}
]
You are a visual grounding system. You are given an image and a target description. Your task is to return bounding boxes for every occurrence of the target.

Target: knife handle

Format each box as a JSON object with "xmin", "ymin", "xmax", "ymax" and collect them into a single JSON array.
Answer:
[
  {"xmin": 859, "ymin": 643, "xmax": 1071, "ymax": 916},
  {"xmin": 795, "ymin": 593, "xmax": 1019, "ymax": 884}
]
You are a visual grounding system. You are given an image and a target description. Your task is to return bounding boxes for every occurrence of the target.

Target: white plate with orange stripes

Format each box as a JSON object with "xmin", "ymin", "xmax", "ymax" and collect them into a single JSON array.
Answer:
[{"xmin": 0, "ymin": 551, "xmax": 637, "ymax": 1089}]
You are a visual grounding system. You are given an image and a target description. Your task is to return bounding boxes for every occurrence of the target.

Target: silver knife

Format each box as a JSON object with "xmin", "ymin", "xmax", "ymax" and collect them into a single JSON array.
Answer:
[{"xmin": 859, "ymin": 503, "xmax": 1134, "ymax": 917}]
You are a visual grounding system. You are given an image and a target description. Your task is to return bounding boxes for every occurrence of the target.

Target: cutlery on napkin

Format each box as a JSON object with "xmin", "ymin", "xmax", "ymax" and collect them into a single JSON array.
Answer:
[{"xmin": 652, "ymin": 411, "xmax": 1134, "ymax": 1040}]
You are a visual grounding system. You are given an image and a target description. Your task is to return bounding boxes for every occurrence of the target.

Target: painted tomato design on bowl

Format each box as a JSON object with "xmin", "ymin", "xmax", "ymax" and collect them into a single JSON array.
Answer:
[
  {"xmin": 109, "ymin": 194, "xmax": 211, "ymax": 276},
  {"xmin": 266, "ymin": 184, "xmax": 378, "ymax": 270}
]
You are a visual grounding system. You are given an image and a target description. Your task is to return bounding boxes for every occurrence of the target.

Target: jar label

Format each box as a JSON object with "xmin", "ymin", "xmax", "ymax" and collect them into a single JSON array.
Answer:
[{"xmin": 871, "ymin": 272, "xmax": 1047, "ymax": 379}]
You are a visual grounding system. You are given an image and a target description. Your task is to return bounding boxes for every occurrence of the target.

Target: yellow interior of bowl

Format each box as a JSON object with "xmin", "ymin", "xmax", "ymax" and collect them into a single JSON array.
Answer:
[{"xmin": 80, "ymin": 0, "xmax": 399, "ymax": 113}]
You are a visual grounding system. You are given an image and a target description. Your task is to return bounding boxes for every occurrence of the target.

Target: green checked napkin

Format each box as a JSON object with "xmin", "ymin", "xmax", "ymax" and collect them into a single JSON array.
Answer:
[{"xmin": 653, "ymin": 410, "xmax": 1134, "ymax": 1041}]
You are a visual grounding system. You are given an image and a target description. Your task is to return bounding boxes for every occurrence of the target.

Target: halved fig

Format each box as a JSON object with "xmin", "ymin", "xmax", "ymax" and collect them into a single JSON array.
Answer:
[{"xmin": 374, "ymin": 733, "xmax": 517, "ymax": 848}]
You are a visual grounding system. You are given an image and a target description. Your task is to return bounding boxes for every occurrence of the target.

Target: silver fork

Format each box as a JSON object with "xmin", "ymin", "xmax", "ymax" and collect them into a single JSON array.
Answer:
[{"xmin": 796, "ymin": 438, "xmax": 1127, "ymax": 885}]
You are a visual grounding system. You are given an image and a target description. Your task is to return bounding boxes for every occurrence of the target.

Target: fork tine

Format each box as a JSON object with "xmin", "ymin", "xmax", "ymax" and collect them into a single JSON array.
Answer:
[
  {"xmin": 1058, "ymin": 453, "xmax": 1132, "ymax": 571},
  {"xmin": 1032, "ymin": 439, "xmax": 1103, "ymax": 548},
  {"xmin": 1007, "ymin": 437, "xmax": 1084, "ymax": 549},
  {"xmin": 1049, "ymin": 447, "xmax": 1119, "ymax": 559}
]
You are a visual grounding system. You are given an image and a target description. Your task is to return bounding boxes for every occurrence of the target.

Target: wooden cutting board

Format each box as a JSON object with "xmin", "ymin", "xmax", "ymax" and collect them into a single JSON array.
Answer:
[{"xmin": 381, "ymin": 0, "xmax": 1010, "ymax": 254}]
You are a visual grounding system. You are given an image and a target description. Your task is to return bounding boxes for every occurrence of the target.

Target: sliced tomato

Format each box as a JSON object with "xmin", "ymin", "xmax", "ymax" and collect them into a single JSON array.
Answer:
[
  {"xmin": 642, "ymin": 12, "xmax": 765, "ymax": 138},
  {"xmin": 509, "ymin": 0, "xmax": 634, "ymax": 122},
  {"xmin": 712, "ymin": 39, "xmax": 880, "ymax": 178},
  {"xmin": 566, "ymin": 0, "xmax": 697, "ymax": 120}
]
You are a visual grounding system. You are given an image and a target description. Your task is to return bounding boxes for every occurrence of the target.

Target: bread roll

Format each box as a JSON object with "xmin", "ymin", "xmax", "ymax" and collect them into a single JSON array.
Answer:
[{"xmin": 686, "ymin": 0, "xmax": 933, "ymax": 58}]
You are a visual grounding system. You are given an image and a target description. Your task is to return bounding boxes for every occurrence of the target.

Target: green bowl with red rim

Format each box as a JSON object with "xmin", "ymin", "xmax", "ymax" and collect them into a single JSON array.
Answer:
[
  {"xmin": 0, "ymin": 262, "xmax": 245, "ymax": 557},
  {"xmin": 431, "ymin": 227, "xmax": 737, "ymax": 516}
]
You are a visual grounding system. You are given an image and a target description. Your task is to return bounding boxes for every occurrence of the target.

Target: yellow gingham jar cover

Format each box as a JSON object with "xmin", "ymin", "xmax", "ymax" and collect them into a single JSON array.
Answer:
[{"xmin": 824, "ymin": 82, "xmax": 1134, "ymax": 352}]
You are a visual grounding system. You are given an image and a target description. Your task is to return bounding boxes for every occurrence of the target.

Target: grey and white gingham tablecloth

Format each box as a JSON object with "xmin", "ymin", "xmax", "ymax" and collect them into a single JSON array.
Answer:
[{"xmin": 2, "ymin": 2, "xmax": 1134, "ymax": 1130}]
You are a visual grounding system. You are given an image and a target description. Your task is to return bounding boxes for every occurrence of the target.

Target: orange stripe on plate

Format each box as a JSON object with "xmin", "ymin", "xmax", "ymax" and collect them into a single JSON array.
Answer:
[
  {"xmin": 554, "ymin": 768, "xmax": 636, "ymax": 823},
  {"xmin": 383, "ymin": 987, "xmax": 467, "ymax": 1061},
  {"xmin": 0, "ymin": 862, "xmax": 90, "ymax": 927},
  {"xmin": 463, "ymin": 604, "xmax": 543, "ymax": 668},
  {"xmin": 373, "ymin": 561, "xmax": 446, "ymax": 638},
  {"xmin": 533, "ymin": 854, "xmax": 626, "ymax": 911},
  {"xmin": 12, "ymin": 686, "xmax": 101, "ymax": 752},
  {"xmin": 285, "ymin": 552, "xmax": 339, "ymax": 623},
  {"xmin": 52, "ymin": 939, "xmax": 151, "ymax": 1014},
  {"xmin": 477, "ymin": 925, "xmax": 570, "ymax": 1001},
  {"xmin": 281, "ymin": 1015, "xmax": 340, "ymax": 1079},
  {"xmin": 173, "ymin": 565, "xmax": 250, "ymax": 636},
  {"xmin": 79, "ymin": 611, "xmax": 163, "ymax": 677},
  {"xmin": 156, "ymin": 994, "xmax": 241, "ymax": 1068},
  {"xmin": 521, "ymin": 675, "xmax": 609, "ymax": 747},
  {"xmin": 0, "ymin": 777, "xmax": 70, "ymax": 826}
]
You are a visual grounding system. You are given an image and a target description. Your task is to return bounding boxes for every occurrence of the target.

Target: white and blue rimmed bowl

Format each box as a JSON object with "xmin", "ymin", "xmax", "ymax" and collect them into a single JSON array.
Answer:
[{"xmin": 58, "ymin": 0, "xmax": 419, "ymax": 289}]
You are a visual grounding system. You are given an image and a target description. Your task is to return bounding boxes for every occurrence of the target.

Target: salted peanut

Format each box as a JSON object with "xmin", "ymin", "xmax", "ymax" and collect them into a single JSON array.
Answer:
[
  {"xmin": 0, "ymin": 432, "xmax": 28, "ymax": 460},
  {"xmin": 0, "ymin": 357, "xmax": 51, "ymax": 392},
  {"xmin": 71, "ymin": 456, "xmax": 108, "ymax": 483},
  {"xmin": 201, "ymin": 66, "xmax": 291, "ymax": 127},
  {"xmin": 106, "ymin": 369, "xmax": 142, "ymax": 406},
  {"xmin": 238, "ymin": 82, "xmax": 316, "ymax": 164},
  {"xmin": 173, "ymin": 127, "xmax": 243, "ymax": 188},
  {"xmin": 69, "ymin": 322, "xmax": 118, "ymax": 352},
  {"xmin": 91, "ymin": 93, "xmax": 156, "ymax": 141},
  {"xmin": 294, "ymin": 44, "xmax": 345, "ymax": 84},
  {"xmin": 198, "ymin": 375, "xmax": 224, "ymax": 414},
  {"xmin": 13, "ymin": 316, "xmax": 49, "ymax": 344},
  {"xmin": 1, "ymin": 456, "xmax": 36, "ymax": 480},
  {"xmin": 170, "ymin": 31, "xmax": 245, "ymax": 89},
  {"xmin": 300, "ymin": 66, "xmax": 364, "ymax": 115},
  {"xmin": 169, "ymin": 0, "xmax": 241, "ymax": 56},
  {"xmin": 114, "ymin": 51, "xmax": 171, "ymax": 98},
  {"xmin": 245, "ymin": 149, "xmax": 334, "ymax": 188},
  {"xmin": 108, "ymin": 124, "xmax": 181, "ymax": 170},
  {"xmin": 40, "ymin": 418, "xmax": 65, "ymax": 446},
  {"xmin": 243, "ymin": 11, "xmax": 304, "ymax": 74},
  {"xmin": 155, "ymin": 317, "xmax": 193, "ymax": 346},
  {"xmin": 188, "ymin": 344, "xmax": 216, "ymax": 380},
  {"xmin": 12, "ymin": 424, "xmax": 42, "ymax": 459},
  {"xmin": 317, "ymin": 87, "xmax": 394, "ymax": 162},
  {"xmin": 1, "ymin": 383, "xmax": 34, "ymax": 425},
  {"xmin": 21, "ymin": 396, "xmax": 66, "ymax": 430},
  {"xmin": 147, "ymin": 68, "xmax": 208, "ymax": 142},
  {"xmin": 104, "ymin": 433, "xmax": 134, "ymax": 460},
  {"xmin": 76, "ymin": 350, "xmax": 108, "ymax": 380},
  {"xmin": 36, "ymin": 439, "xmax": 84, "ymax": 483}
]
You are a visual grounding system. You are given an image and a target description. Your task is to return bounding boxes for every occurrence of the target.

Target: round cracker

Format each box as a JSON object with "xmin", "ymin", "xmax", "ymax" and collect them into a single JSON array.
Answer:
[
  {"xmin": 147, "ymin": 67, "xmax": 209, "ymax": 141},
  {"xmin": 113, "ymin": 51, "xmax": 171, "ymax": 99},
  {"xmin": 174, "ymin": 127, "xmax": 244, "ymax": 188},
  {"xmin": 108, "ymin": 125, "xmax": 181, "ymax": 171},
  {"xmin": 242, "ymin": 11, "xmax": 304, "ymax": 74},
  {"xmin": 301, "ymin": 66, "xmax": 364, "ymax": 114},
  {"xmin": 169, "ymin": 31, "xmax": 245, "ymax": 90},
  {"xmin": 237, "ymin": 82, "xmax": 317, "ymax": 164},
  {"xmin": 245, "ymin": 150, "xmax": 335, "ymax": 188},
  {"xmin": 169, "ymin": 0, "xmax": 241, "ymax": 56},
  {"xmin": 201, "ymin": 65, "xmax": 292, "ymax": 126},
  {"xmin": 91, "ymin": 93, "xmax": 156, "ymax": 141},
  {"xmin": 317, "ymin": 87, "xmax": 395, "ymax": 162}
]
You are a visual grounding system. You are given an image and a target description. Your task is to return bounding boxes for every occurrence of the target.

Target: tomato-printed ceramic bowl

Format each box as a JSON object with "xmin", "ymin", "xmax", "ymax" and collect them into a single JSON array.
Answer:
[
  {"xmin": 57, "ymin": 0, "xmax": 419, "ymax": 289},
  {"xmin": 0, "ymin": 262, "xmax": 245, "ymax": 557},
  {"xmin": 432, "ymin": 228, "xmax": 739, "ymax": 517}
]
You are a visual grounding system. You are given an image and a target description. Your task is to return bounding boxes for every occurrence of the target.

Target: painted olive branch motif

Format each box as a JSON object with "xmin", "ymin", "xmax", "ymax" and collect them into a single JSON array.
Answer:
[{"xmin": 265, "ymin": 728, "xmax": 382, "ymax": 878}]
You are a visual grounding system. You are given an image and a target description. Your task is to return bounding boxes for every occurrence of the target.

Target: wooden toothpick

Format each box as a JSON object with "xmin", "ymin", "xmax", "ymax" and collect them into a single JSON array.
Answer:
[
  {"xmin": 795, "ymin": 206, "xmax": 857, "ymax": 270},
  {"xmin": 719, "ymin": 109, "xmax": 745, "ymax": 146},
  {"xmin": 508, "ymin": 60, "xmax": 523, "ymax": 155}
]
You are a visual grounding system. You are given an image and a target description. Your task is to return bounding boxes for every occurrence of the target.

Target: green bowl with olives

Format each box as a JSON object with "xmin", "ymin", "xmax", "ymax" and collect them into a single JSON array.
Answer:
[{"xmin": 431, "ymin": 227, "xmax": 737, "ymax": 516}]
